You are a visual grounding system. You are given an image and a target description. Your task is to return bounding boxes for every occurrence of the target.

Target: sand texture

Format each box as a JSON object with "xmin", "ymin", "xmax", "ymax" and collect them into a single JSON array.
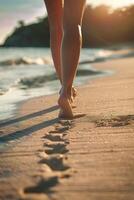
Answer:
[{"xmin": 0, "ymin": 57, "xmax": 134, "ymax": 200}]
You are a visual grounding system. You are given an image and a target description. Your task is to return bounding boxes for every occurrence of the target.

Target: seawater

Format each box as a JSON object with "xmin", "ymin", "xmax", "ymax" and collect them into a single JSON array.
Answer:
[{"xmin": 0, "ymin": 47, "xmax": 114, "ymax": 121}]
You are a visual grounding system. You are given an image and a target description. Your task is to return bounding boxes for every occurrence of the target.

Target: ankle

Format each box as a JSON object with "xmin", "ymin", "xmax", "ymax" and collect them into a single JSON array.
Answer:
[
  {"xmin": 60, "ymin": 84, "xmax": 73, "ymax": 99},
  {"xmin": 60, "ymin": 86, "xmax": 68, "ymax": 98}
]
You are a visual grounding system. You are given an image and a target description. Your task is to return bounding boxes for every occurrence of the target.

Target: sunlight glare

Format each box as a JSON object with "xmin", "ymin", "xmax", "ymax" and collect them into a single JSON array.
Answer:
[{"xmin": 88, "ymin": 0, "xmax": 134, "ymax": 8}]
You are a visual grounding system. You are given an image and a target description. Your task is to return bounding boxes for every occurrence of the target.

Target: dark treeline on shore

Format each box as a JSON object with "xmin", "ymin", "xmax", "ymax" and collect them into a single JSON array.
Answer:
[
  {"xmin": 2, "ymin": 5, "xmax": 134, "ymax": 48},
  {"xmin": 83, "ymin": 5, "xmax": 134, "ymax": 47}
]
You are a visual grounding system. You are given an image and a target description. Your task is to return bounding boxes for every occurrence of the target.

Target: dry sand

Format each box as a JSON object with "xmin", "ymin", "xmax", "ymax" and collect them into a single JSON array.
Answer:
[{"xmin": 0, "ymin": 57, "xmax": 134, "ymax": 200}]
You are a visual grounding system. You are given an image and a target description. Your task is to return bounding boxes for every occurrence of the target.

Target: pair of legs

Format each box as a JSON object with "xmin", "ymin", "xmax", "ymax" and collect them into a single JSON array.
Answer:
[{"xmin": 44, "ymin": 0, "xmax": 86, "ymax": 118}]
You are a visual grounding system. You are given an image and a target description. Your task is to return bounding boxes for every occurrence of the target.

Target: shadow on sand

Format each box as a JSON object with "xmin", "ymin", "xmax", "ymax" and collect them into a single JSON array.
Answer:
[
  {"xmin": 0, "ymin": 105, "xmax": 59, "ymax": 143},
  {"xmin": 0, "ymin": 105, "xmax": 59, "ymax": 128}
]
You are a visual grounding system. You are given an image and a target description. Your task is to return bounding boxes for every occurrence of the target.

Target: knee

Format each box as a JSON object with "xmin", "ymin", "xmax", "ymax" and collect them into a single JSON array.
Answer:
[{"xmin": 63, "ymin": 23, "xmax": 82, "ymax": 38}]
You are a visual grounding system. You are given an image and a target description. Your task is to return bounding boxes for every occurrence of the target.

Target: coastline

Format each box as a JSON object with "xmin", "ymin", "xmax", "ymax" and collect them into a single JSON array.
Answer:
[
  {"xmin": 0, "ymin": 46, "xmax": 134, "ymax": 122},
  {"xmin": 0, "ymin": 62, "xmax": 112, "ymax": 123},
  {"xmin": 0, "ymin": 57, "xmax": 134, "ymax": 200}
]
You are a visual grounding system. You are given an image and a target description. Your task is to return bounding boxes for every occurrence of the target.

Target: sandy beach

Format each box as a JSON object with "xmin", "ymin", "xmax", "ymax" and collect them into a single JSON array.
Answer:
[{"xmin": 0, "ymin": 57, "xmax": 134, "ymax": 200}]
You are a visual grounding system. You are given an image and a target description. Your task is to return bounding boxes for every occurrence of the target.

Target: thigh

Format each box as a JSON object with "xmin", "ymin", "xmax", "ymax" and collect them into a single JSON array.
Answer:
[
  {"xmin": 44, "ymin": 0, "xmax": 63, "ymax": 27},
  {"xmin": 63, "ymin": 0, "xmax": 86, "ymax": 27}
]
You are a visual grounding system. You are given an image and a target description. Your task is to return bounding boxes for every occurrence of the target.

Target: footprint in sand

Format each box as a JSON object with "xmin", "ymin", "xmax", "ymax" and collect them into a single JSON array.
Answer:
[
  {"xmin": 39, "ymin": 155, "xmax": 70, "ymax": 171},
  {"xmin": 54, "ymin": 126, "xmax": 70, "ymax": 133},
  {"xmin": 48, "ymin": 130, "xmax": 67, "ymax": 138},
  {"xmin": 43, "ymin": 132, "xmax": 69, "ymax": 144},
  {"xmin": 23, "ymin": 120, "xmax": 72, "ymax": 198},
  {"xmin": 44, "ymin": 142, "xmax": 68, "ymax": 154},
  {"xmin": 94, "ymin": 115, "xmax": 134, "ymax": 127},
  {"xmin": 58, "ymin": 120, "xmax": 73, "ymax": 126},
  {"xmin": 24, "ymin": 176, "xmax": 58, "ymax": 194},
  {"xmin": 44, "ymin": 119, "xmax": 74, "ymax": 136},
  {"xmin": 43, "ymin": 133, "xmax": 65, "ymax": 142}
]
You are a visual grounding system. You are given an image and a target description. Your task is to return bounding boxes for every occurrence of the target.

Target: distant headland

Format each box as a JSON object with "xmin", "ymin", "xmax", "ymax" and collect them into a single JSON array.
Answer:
[{"xmin": 1, "ymin": 5, "xmax": 134, "ymax": 48}]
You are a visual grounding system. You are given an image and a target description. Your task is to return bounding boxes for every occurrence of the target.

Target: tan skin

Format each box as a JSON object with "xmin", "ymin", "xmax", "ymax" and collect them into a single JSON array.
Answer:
[{"xmin": 44, "ymin": 0, "xmax": 86, "ymax": 118}]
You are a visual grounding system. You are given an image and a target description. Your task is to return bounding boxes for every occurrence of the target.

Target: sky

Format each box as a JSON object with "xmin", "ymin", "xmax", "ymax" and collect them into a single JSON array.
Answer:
[{"xmin": 0, "ymin": 0, "xmax": 134, "ymax": 44}]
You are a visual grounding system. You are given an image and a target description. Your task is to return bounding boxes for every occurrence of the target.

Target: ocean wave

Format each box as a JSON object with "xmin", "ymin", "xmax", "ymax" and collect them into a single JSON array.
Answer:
[
  {"xmin": 79, "ymin": 50, "xmax": 134, "ymax": 65},
  {"xmin": 18, "ymin": 68, "xmax": 103, "ymax": 89},
  {"xmin": 0, "ymin": 91, "xmax": 5, "ymax": 95},
  {"xmin": 0, "ymin": 68, "xmax": 103, "ymax": 98},
  {"xmin": 77, "ymin": 68, "xmax": 103, "ymax": 76},
  {"xmin": 0, "ymin": 57, "xmax": 51, "ymax": 66},
  {"xmin": 0, "ymin": 88, "xmax": 9, "ymax": 96},
  {"xmin": 18, "ymin": 73, "xmax": 57, "ymax": 89}
]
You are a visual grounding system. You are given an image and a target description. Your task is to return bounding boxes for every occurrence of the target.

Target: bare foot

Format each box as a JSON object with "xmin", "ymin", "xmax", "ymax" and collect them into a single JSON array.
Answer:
[
  {"xmin": 69, "ymin": 87, "xmax": 77, "ymax": 103},
  {"xmin": 72, "ymin": 86, "xmax": 77, "ymax": 99},
  {"xmin": 58, "ymin": 95, "xmax": 73, "ymax": 119}
]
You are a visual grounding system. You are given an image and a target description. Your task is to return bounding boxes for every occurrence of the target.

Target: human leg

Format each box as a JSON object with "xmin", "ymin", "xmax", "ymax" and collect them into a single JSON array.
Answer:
[
  {"xmin": 44, "ymin": 0, "xmax": 63, "ymax": 83},
  {"xmin": 58, "ymin": 0, "xmax": 86, "ymax": 118},
  {"xmin": 44, "ymin": 0, "xmax": 77, "ymax": 101}
]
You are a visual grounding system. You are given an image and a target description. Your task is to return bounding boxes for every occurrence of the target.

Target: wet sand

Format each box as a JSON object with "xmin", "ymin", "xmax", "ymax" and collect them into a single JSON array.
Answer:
[{"xmin": 0, "ymin": 57, "xmax": 134, "ymax": 200}]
